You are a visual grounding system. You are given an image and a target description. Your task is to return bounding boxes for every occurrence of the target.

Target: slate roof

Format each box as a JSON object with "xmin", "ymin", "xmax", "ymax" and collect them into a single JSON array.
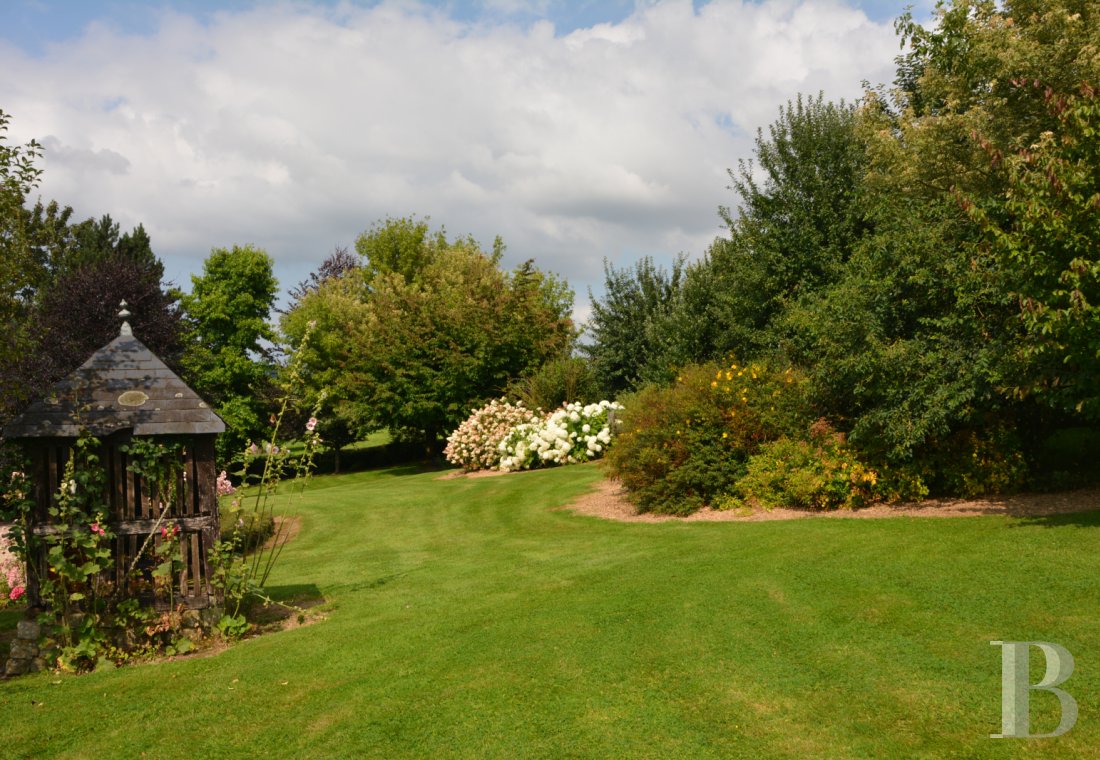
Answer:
[{"xmin": 3, "ymin": 327, "xmax": 225, "ymax": 439}]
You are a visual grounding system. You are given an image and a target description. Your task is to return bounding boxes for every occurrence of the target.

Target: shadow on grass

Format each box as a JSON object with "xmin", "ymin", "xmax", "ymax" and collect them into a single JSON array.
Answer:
[
  {"xmin": 363, "ymin": 569, "xmax": 419, "ymax": 589},
  {"xmin": 333, "ymin": 568, "xmax": 422, "ymax": 595},
  {"xmin": 245, "ymin": 583, "xmax": 327, "ymax": 628},
  {"xmin": 368, "ymin": 463, "xmax": 448, "ymax": 478},
  {"xmin": 256, "ymin": 582, "xmax": 326, "ymax": 607},
  {"xmin": 1009, "ymin": 509, "xmax": 1100, "ymax": 529}
]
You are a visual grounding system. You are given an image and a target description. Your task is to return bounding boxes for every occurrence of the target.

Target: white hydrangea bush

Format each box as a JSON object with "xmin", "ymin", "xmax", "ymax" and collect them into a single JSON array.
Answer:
[
  {"xmin": 498, "ymin": 400, "xmax": 622, "ymax": 472},
  {"xmin": 443, "ymin": 398, "xmax": 543, "ymax": 471}
]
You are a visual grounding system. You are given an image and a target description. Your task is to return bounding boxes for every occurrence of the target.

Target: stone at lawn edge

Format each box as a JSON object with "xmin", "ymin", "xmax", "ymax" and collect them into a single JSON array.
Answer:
[
  {"xmin": 5, "ymin": 658, "xmax": 29, "ymax": 677},
  {"xmin": 16, "ymin": 619, "xmax": 41, "ymax": 640},
  {"xmin": 9, "ymin": 639, "xmax": 38, "ymax": 660}
]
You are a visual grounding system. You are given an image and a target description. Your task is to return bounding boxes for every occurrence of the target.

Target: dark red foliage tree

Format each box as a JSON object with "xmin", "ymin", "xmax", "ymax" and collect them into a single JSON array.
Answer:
[{"xmin": 3, "ymin": 254, "xmax": 182, "ymax": 424}]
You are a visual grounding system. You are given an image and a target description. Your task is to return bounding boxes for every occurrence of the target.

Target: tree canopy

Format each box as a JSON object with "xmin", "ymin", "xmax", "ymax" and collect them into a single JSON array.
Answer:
[
  {"xmin": 584, "ymin": 0, "xmax": 1100, "ymax": 492},
  {"xmin": 1, "ymin": 112, "xmax": 183, "ymax": 431},
  {"xmin": 283, "ymin": 219, "xmax": 574, "ymax": 451},
  {"xmin": 180, "ymin": 245, "xmax": 279, "ymax": 458}
]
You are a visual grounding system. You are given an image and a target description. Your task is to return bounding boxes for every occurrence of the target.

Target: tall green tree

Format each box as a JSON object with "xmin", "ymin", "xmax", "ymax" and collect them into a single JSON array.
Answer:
[
  {"xmin": 702, "ymin": 94, "xmax": 870, "ymax": 360},
  {"xmin": 180, "ymin": 245, "xmax": 279, "ymax": 458},
  {"xmin": 284, "ymin": 219, "xmax": 573, "ymax": 452},
  {"xmin": 354, "ymin": 215, "xmax": 446, "ymax": 285},
  {"xmin": 970, "ymin": 84, "xmax": 1100, "ymax": 418},
  {"xmin": 280, "ymin": 264, "xmax": 369, "ymax": 469},
  {"xmin": 54, "ymin": 215, "xmax": 160, "ymax": 278},
  {"xmin": 893, "ymin": 0, "xmax": 1100, "ymax": 420},
  {"xmin": 0, "ymin": 110, "xmax": 43, "ymax": 394},
  {"xmin": 348, "ymin": 244, "xmax": 572, "ymax": 449},
  {"xmin": 586, "ymin": 94, "xmax": 869, "ymax": 396},
  {"xmin": 583, "ymin": 256, "xmax": 684, "ymax": 396},
  {"xmin": 824, "ymin": 0, "xmax": 1100, "ymax": 462}
]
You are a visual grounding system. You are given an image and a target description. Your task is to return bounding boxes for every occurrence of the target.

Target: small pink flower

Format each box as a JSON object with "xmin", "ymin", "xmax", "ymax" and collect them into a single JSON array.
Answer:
[
  {"xmin": 216, "ymin": 470, "xmax": 236, "ymax": 496},
  {"xmin": 306, "ymin": 417, "xmax": 318, "ymax": 432},
  {"xmin": 9, "ymin": 585, "xmax": 25, "ymax": 601},
  {"xmin": 91, "ymin": 522, "xmax": 105, "ymax": 536}
]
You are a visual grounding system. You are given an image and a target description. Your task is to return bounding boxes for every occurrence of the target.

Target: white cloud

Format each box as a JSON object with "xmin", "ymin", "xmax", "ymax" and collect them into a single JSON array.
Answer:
[{"xmin": 0, "ymin": 0, "xmax": 900, "ymax": 317}]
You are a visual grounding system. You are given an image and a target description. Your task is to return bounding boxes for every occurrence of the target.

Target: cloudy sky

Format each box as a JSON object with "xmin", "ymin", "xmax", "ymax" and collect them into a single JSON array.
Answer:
[{"xmin": 0, "ymin": 0, "xmax": 934, "ymax": 321}]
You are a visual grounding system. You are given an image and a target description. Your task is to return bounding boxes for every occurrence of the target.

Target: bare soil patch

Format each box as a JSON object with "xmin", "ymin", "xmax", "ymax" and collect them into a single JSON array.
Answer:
[
  {"xmin": 437, "ymin": 469, "xmax": 510, "ymax": 480},
  {"xmin": 267, "ymin": 515, "xmax": 303, "ymax": 547},
  {"xmin": 563, "ymin": 477, "xmax": 1100, "ymax": 523}
]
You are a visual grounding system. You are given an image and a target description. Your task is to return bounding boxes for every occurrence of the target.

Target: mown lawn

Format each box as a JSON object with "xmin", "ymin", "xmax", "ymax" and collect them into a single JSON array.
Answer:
[{"xmin": 1, "ymin": 463, "xmax": 1098, "ymax": 758}]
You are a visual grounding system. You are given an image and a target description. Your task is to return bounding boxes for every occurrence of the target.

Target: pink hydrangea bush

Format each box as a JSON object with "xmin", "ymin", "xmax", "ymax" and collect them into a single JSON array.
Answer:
[{"xmin": 444, "ymin": 399, "xmax": 543, "ymax": 471}]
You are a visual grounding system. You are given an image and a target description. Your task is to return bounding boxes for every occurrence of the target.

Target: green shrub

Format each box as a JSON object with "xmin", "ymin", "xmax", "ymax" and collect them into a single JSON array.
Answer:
[
  {"xmin": 735, "ymin": 420, "xmax": 879, "ymax": 510},
  {"xmin": 1028, "ymin": 427, "xmax": 1100, "ymax": 491},
  {"xmin": 603, "ymin": 361, "xmax": 810, "ymax": 515},
  {"xmin": 929, "ymin": 425, "xmax": 1028, "ymax": 497},
  {"xmin": 506, "ymin": 356, "xmax": 601, "ymax": 413},
  {"xmin": 863, "ymin": 423, "xmax": 1028, "ymax": 500},
  {"xmin": 871, "ymin": 462, "xmax": 931, "ymax": 503}
]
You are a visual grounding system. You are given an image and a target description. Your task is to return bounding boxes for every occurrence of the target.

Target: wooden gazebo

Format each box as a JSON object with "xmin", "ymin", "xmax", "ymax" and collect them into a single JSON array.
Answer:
[{"xmin": 2, "ymin": 304, "xmax": 225, "ymax": 610}]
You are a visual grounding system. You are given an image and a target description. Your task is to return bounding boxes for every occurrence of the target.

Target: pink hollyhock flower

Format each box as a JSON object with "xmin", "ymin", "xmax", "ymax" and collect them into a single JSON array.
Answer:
[
  {"xmin": 9, "ymin": 585, "xmax": 25, "ymax": 601},
  {"xmin": 216, "ymin": 470, "xmax": 236, "ymax": 496},
  {"xmin": 306, "ymin": 417, "xmax": 318, "ymax": 432},
  {"xmin": 91, "ymin": 523, "xmax": 105, "ymax": 536}
]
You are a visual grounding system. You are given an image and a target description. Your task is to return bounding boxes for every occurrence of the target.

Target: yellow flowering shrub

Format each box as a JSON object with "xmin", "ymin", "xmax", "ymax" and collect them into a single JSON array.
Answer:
[
  {"xmin": 603, "ymin": 361, "xmax": 810, "ymax": 515},
  {"xmin": 734, "ymin": 419, "xmax": 880, "ymax": 510}
]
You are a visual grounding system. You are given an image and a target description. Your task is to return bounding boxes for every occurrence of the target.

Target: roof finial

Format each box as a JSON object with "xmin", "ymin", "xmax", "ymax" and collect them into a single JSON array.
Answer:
[{"xmin": 118, "ymin": 300, "xmax": 133, "ymax": 336}]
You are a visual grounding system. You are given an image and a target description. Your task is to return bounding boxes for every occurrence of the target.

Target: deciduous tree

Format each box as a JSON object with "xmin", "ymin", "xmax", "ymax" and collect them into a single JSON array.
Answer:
[
  {"xmin": 180, "ymin": 245, "xmax": 279, "ymax": 458},
  {"xmin": 583, "ymin": 256, "xmax": 684, "ymax": 396},
  {"xmin": 284, "ymin": 220, "xmax": 573, "ymax": 452}
]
